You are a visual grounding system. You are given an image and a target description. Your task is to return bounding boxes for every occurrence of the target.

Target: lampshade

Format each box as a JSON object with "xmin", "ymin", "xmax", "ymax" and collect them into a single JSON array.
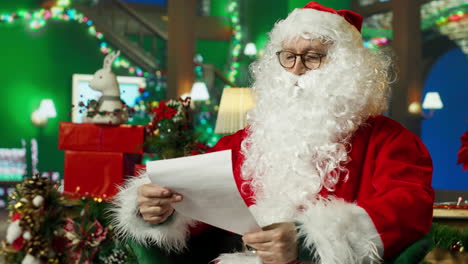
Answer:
[
  {"xmin": 31, "ymin": 110, "xmax": 48, "ymax": 127},
  {"xmin": 215, "ymin": 88, "xmax": 255, "ymax": 134},
  {"xmin": 38, "ymin": 99, "xmax": 57, "ymax": 118},
  {"xmin": 190, "ymin": 82, "xmax": 210, "ymax": 101},
  {"xmin": 422, "ymin": 92, "xmax": 443, "ymax": 110},
  {"xmin": 244, "ymin": 42, "xmax": 257, "ymax": 56}
]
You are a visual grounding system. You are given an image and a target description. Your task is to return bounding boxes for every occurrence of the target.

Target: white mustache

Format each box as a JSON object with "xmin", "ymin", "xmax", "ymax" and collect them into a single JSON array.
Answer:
[{"xmin": 292, "ymin": 85, "xmax": 304, "ymax": 98}]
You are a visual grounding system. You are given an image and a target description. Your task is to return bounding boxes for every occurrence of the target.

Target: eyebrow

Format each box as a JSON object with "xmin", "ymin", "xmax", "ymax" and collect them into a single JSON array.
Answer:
[
  {"xmin": 283, "ymin": 47, "xmax": 326, "ymax": 54},
  {"xmin": 300, "ymin": 47, "xmax": 326, "ymax": 53}
]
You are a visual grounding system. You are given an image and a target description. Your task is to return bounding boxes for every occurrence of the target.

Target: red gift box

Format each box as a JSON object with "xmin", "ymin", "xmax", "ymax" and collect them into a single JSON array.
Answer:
[
  {"xmin": 58, "ymin": 122, "xmax": 144, "ymax": 154},
  {"xmin": 63, "ymin": 150, "xmax": 141, "ymax": 197}
]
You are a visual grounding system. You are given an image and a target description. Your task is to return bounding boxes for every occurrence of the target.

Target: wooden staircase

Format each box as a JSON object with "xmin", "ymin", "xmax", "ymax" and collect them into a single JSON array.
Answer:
[
  {"xmin": 73, "ymin": 0, "xmax": 167, "ymax": 73},
  {"xmin": 72, "ymin": 0, "xmax": 235, "ymax": 95}
]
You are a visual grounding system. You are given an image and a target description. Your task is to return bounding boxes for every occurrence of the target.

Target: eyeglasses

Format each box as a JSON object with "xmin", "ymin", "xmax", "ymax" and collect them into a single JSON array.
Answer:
[{"xmin": 276, "ymin": 51, "xmax": 326, "ymax": 70}]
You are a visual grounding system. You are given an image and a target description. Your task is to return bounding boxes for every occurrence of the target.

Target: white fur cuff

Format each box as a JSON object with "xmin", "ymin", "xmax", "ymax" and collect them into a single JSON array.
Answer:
[
  {"xmin": 296, "ymin": 198, "xmax": 384, "ymax": 264},
  {"xmin": 214, "ymin": 252, "xmax": 262, "ymax": 264},
  {"xmin": 110, "ymin": 174, "xmax": 195, "ymax": 252}
]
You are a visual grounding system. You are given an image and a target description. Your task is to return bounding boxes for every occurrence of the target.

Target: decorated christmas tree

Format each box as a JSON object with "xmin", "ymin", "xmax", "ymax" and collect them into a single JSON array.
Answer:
[{"xmin": 0, "ymin": 176, "xmax": 136, "ymax": 264}]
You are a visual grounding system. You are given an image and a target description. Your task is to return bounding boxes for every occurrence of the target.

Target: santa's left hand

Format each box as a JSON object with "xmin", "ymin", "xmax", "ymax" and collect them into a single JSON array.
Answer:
[{"xmin": 242, "ymin": 222, "xmax": 298, "ymax": 264}]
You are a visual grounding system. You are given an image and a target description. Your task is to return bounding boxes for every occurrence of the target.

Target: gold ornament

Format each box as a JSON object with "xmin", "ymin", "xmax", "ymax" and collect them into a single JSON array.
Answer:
[{"xmin": 14, "ymin": 202, "xmax": 24, "ymax": 210}]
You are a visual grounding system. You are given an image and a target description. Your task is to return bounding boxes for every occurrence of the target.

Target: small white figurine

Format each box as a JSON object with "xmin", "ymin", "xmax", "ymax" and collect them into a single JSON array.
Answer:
[{"xmin": 82, "ymin": 50, "xmax": 128, "ymax": 125}]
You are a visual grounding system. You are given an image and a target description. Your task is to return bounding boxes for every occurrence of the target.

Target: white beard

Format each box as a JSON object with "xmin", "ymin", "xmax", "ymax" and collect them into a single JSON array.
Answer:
[{"xmin": 241, "ymin": 44, "xmax": 389, "ymax": 221}]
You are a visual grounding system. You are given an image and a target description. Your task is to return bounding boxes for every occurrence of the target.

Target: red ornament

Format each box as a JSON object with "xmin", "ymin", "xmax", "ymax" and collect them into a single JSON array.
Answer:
[
  {"xmin": 12, "ymin": 236, "xmax": 24, "ymax": 250},
  {"xmin": 451, "ymin": 241, "xmax": 464, "ymax": 252},
  {"xmin": 12, "ymin": 212, "xmax": 21, "ymax": 221}
]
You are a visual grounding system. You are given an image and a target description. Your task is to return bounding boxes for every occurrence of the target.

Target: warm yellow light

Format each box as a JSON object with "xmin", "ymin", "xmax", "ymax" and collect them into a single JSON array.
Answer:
[
  {"xmin": 408, "ymin": 101, "xmax": 422, "ymax": 114},
  {"xmin": 31, "ymin": 99, "xmax": 57, "ymax": 127},
  {"xmin": 214, "ymin": 88, "xmax": 255, "ymax": 134}
]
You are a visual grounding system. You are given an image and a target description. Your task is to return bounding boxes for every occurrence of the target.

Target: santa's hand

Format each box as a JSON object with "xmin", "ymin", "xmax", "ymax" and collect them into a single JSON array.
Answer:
[
  {"xmin": 137, "ymin": 184, "xmax": 183, "ymax": 225},
  {"xmin": 242, "ymin": 222, "xmax": 298, "ymax": 264}
]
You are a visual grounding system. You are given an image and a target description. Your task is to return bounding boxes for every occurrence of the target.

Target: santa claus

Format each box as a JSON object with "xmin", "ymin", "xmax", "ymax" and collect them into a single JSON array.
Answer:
[{"xmin": 112, "ymin": 2, "xmax": 434, "ymax": 263}]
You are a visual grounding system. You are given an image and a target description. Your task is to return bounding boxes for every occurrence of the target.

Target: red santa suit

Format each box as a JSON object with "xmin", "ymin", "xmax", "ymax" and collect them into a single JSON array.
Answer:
[{"xmin": 112, "ymin": 115, "xmax": 433, "ymax": 263}]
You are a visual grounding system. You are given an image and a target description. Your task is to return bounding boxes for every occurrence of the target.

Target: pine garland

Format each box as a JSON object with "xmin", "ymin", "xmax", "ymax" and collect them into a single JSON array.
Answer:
[{"xmin": 432, "ymin": 223, "xmax": 468, "ymax": 252}]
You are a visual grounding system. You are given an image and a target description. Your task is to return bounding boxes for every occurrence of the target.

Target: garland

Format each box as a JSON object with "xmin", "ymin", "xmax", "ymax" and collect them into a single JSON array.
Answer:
[
  {"xmin": 226, "ymin": 0, "xmax": 243, "ymax": 84},
  {"xmin": 0, "ymin": 1, "xmax": 148, "ymax": 77},
  {"xmin": 432, "ymin": 223, "xmax": 468, "ymax": 253}
]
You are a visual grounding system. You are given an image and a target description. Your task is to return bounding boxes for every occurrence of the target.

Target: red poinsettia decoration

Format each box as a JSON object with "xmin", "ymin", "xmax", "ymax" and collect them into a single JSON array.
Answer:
[
  {"xmin": 457, "ymin": 131, "xmax": 468, "ymax": 171},
  {"xmin": 63, "ymin": 218, "xmax": 108, "ymax": 264},
  {"xmin": 152, "ymin": 100, "xmax": 178, "ymax": 122}
]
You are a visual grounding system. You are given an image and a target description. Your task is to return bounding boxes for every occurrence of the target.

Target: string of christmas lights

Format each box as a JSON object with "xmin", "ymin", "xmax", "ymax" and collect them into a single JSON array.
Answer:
[
  {"xmin": 363, "ymin": 36, "xmax": 391, "ymax": 50},
  {"xmin": 226, "ymin": 0, "xmax": 243, "ymax": 85},
  {"xmin": 363, "ymin": 2, "xmax": 467, "ymax": 52},
  {"xmin": 0, "ymin": 1, "xmax": 149, "ymax": 77}
]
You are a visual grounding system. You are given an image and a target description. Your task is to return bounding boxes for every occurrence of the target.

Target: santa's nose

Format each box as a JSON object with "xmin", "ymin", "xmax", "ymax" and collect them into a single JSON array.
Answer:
[{"xmin": 290, "ymin": 58, "xmax": 308, "ymax": 75}]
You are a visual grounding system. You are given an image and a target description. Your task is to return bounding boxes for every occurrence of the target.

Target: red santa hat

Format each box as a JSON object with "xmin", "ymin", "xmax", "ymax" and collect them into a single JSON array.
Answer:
[
  {"xmin": 302, "ymin": 1, "xmax": 363, "ymax": 32},
  {"xmin": 269, "ymin": 1, "xmax": 364, "ymax": 46}
]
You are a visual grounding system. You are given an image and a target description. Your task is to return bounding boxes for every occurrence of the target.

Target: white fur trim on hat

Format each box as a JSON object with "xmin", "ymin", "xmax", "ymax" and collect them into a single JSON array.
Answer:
[
  {"xmin": 296, "ymin": 197, "xmax": 383, "ymax": 264},
  {"xmin": 270, "ymin": 8, "xmax": 363, "ymax": 48},
  {"xmin": 110, "ymin": 173, "xmax": 196, "ymax": 252}
]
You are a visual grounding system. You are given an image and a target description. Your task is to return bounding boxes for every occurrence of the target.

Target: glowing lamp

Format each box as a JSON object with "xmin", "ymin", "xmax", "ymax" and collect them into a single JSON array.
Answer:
[
  {"xmin": 38, "ymin": 99, "xmax": 57, "ymax": 117},
  {"xmin": 244, "ymin": 42, "xmax": 257, "ymax": 56},
  {"xmin": 190, "ymin": 82, "xmax": 210, "ymax": 101},
  {"xmin": 422, "ymin": 92, "xmax": 443, "ymax": 110},
  {"xmin": 31, "ymin": 99, "xmax": 57, "ymax": 127},
  {"xmin": 215, "ymin": 88, "xmax": 255, "ymax": 134}
]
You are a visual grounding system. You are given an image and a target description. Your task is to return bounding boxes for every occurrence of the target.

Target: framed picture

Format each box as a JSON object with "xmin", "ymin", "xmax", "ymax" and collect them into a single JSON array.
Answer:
[{"xmin": 71, "ymin": 74, "xmax": 146, "ymax": 123}]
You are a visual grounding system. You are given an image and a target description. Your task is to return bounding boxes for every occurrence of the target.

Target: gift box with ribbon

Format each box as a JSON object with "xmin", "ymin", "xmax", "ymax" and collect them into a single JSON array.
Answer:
[
  {"xmin": 58, "ymin": 122, "xmax": 144, "ymax": 154},
  {"xmin": 59, "ymin": 122, "xmax": 144, "ymax": 198}
]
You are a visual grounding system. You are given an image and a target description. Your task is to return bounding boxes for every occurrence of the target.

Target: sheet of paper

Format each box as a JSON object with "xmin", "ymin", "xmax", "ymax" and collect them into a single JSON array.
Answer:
[{"xmin": 147, "ymin": 150, "xmax": 260, "ymax": 235}]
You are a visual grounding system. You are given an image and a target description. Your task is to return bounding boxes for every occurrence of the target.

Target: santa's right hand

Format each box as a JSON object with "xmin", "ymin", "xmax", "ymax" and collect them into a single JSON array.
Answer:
[{"xmin": 137, "ymin": 184, "xmax": 183, "ymax": 224}]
